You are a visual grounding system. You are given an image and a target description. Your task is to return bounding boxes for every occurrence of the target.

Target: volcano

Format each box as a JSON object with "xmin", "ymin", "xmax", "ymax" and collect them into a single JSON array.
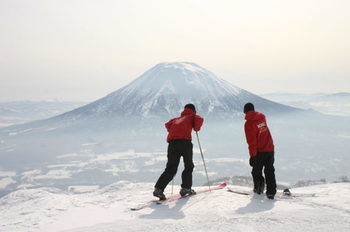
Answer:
[
  {"xmin": 0, "ymin": 62, "xmax": 303, "ymax": 137},
  {"xmin": 53, "ymin": 62, "xmax": 299, "ymax": 122}
]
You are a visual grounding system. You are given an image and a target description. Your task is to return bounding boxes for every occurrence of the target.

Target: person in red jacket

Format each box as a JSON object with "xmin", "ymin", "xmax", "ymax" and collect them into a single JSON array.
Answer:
[
  {"xmin": 153, "ymin": 104, "xmax": 204, "ymax": 200},
  {"xmin": 244, "ymin": 103, "xmax": 276, "ymax": 199}
]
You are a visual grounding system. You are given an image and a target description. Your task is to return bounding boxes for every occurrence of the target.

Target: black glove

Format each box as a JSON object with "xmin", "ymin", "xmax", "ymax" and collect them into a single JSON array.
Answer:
[{"xmin": 249, "ymin": 156, "xmax": 258, "ymax": 167}]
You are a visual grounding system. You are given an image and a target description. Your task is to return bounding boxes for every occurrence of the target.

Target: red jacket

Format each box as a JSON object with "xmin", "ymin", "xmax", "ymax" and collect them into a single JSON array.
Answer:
[
  {"xmin": 244, "ymin": 111, "xmax": 274, "ymax": 157},
  {"xmin": 165, "ymin": 108, "xmax": 204, "ymax": 142}
]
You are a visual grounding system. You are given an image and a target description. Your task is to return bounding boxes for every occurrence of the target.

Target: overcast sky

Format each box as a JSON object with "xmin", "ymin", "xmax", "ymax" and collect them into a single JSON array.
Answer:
[{"xmin": 1, "ymin": 0, "xmax": 350, "ymax": 102}]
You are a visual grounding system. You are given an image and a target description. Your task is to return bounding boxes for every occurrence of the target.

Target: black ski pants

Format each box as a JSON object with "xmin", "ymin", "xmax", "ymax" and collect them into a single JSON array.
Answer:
[
  {"xmin": 155, "ymin": 139, "xmax": 194, "ymax": 191},
  {"xmin": 250, "ymin": 151, "xmax": 277, "ymax": 195}
]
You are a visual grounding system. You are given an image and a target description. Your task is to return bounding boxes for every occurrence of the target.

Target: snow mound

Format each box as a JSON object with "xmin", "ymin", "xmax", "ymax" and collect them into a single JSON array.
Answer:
[{"xmin": 0, "ymin": 182, "xmax": 350, "ymax": 232}]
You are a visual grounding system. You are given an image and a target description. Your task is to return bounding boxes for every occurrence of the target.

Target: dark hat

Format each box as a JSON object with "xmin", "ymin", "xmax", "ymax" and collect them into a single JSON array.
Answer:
[
  {"xmin": 184, "ymin": 103, "xmax": 196, "ymax": 112},
  {"xmin": 243, "ymin": 103, "xmax": 254, "ymax": 114}
]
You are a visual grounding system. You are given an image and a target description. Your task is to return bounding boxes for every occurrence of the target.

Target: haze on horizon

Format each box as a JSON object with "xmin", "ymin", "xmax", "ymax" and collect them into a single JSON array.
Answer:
[{"xmin": 1, "ymin": 0, "xmax": 350, "ymax": 102}]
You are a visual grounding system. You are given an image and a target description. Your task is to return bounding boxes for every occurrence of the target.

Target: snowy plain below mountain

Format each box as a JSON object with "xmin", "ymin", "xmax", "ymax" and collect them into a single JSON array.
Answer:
[{"xmin": 0, "ymin": 181, "xmax": 349, "ymax": 232}]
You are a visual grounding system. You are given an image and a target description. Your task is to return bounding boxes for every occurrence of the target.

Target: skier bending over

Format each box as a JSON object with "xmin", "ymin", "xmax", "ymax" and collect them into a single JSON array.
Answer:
[
  {"xmin": 153, "ymin": 104, "xmax": 204, "ymax": 200},
  {"xmin": 243, "ymin": 103, "xmax": 277, "ymax": 199}
]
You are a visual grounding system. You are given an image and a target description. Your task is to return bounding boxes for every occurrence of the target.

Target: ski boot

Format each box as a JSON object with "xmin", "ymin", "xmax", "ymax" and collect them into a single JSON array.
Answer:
[
  {"xmin": 153, "ymin": 188, "xmax": 166, "ymax": 200},
  {"xmin": 253, "ymin": 188, "xmax": 262, "ymax": 194},
  {"xmin": 283, "ymin": 188, "xmax": 291, "ymax": 196},
  {"xmin": 253, "ymin": 182, "xmax": 265, "ymax": 195},
  {"xmin": 266, "ymin": 193, "xmax": 275, "ymax": 200},
  {"xmin": 179, "ymin": 188, "xmax": 196, "ymax": 197}
]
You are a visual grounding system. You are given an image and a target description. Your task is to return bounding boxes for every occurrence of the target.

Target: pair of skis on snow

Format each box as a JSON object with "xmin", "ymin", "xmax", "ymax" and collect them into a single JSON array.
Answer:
[
  {"xmin": 130, "ymin": 183, "xmax": 227, "ymax": 211},
  {"xmin": 226, "ymin": 187, "xmax": 316, "ymax": 198},
  {"xmin": 131, "ymin": 183, "xmax": 316, "ymax": 211}
]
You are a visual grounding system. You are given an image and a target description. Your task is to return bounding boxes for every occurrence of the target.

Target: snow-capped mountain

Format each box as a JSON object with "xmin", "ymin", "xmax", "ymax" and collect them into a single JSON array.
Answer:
[{"xmin": 55, "ymin": 62, "xmax": 299, "ymax": 122}]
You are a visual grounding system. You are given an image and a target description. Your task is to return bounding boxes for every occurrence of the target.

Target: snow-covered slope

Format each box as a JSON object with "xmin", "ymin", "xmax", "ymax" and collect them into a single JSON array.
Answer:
[{"xmin": 1, "ymin": 181, "xmax": 349, "ymax": 232}]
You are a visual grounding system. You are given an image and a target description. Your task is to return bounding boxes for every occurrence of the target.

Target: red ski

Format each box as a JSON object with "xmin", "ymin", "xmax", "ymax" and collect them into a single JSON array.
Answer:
[{"xmin": 131, "ymin": 183, "xmax": 227, "ymax": 211}]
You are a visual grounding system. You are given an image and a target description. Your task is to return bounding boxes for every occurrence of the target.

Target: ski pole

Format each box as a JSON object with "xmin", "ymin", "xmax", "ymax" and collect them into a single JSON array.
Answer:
[
  {"xmin": 171, "ymin": 176, "xmax": 175, "ymax": 195},
  {"xmin": 195, "ymin": 131, "xmax": 211, "ymax": 191}
]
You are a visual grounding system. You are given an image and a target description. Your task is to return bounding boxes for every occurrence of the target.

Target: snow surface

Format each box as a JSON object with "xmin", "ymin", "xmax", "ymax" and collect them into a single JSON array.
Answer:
[
  {"xmin": 0, "ymin": 177, "xmax": 16, "ymax": 189},
  {"xmin": 0, "ymin": 181, "xmax": 349, "ymax": 232}
]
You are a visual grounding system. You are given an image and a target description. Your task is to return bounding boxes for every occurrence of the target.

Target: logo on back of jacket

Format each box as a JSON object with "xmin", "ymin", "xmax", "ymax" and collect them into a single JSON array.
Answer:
[
  {"xmin": 257, "ymin": 122, "xmax": 268, "ymax": 133},
  {"xmin": 174, "ymin": 117, "xmax": 185, "ymax": 124}
]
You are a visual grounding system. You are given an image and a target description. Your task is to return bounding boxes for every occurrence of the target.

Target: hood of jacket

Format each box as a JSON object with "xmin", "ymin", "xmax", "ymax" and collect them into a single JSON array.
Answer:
[
  {"xmin": 181, "ymin": 108, "xmax": 196, "ymax": 117},
  {"xmin": 245, "ymin": 111, "xmax": 265, "ymax": 121}
]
